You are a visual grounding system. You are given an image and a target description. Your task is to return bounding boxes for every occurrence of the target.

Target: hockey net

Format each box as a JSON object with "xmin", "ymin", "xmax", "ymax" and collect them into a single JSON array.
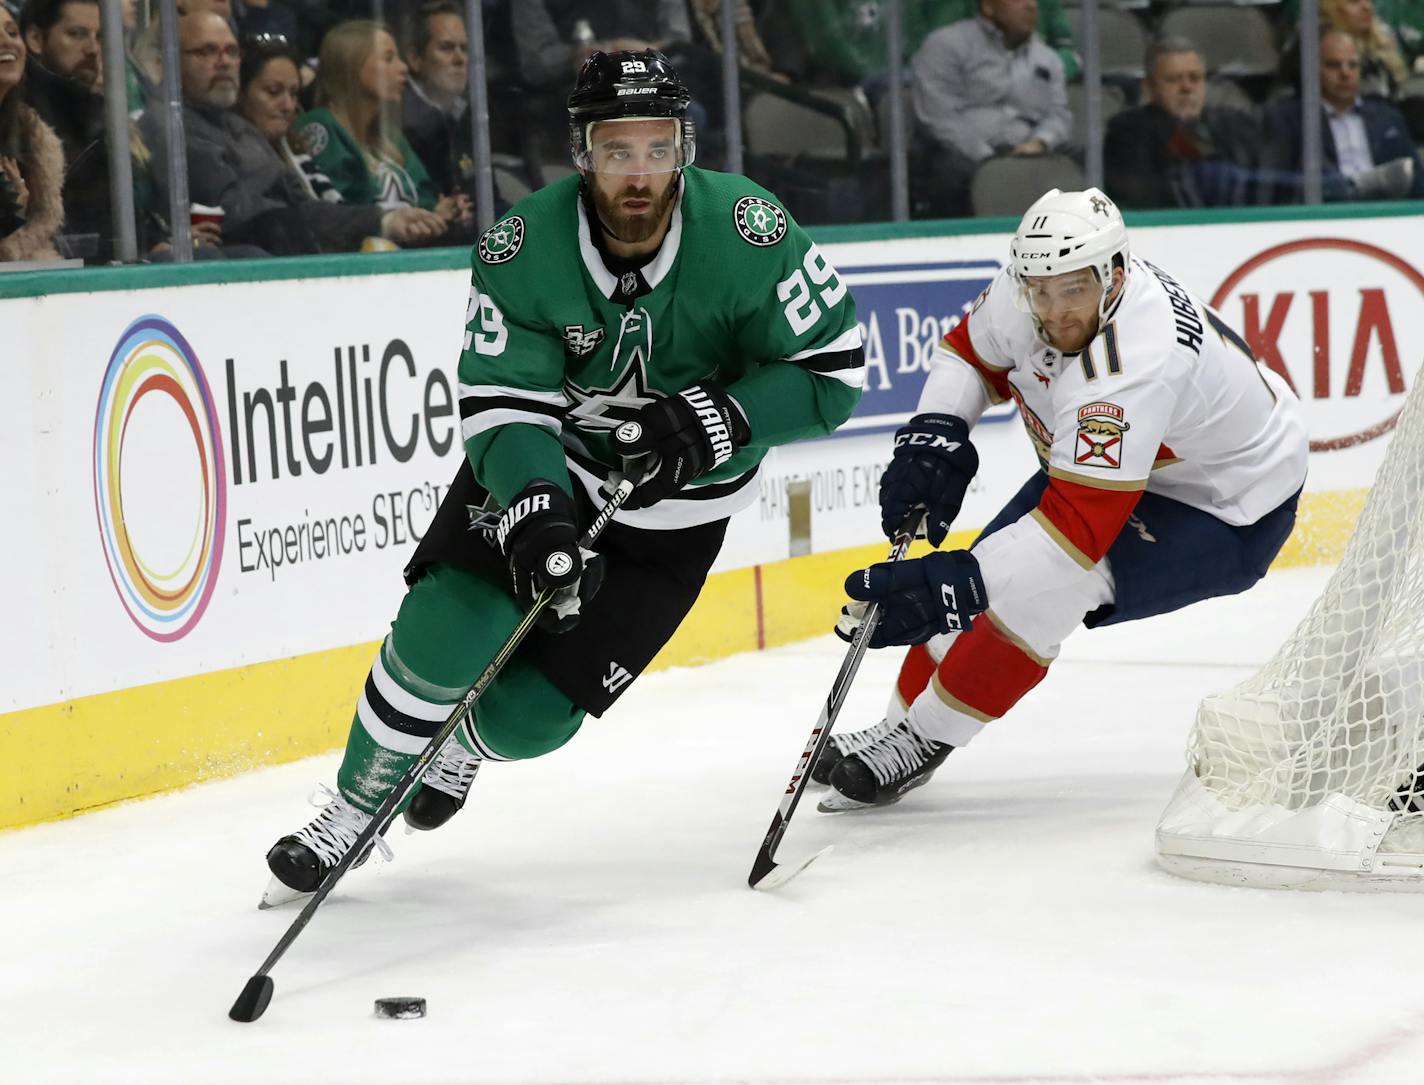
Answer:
[{"xmin": 1156, "ymin": 367, "xmax": 1424, "ymax": 891}]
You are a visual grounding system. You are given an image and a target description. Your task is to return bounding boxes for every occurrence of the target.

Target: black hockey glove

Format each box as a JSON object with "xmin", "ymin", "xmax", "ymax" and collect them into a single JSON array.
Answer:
[
  {"xmin": 494, "ymin": 480, "xmax": 604, "ymax": 633},
  {"xmin": 613, "ymin": 382, "xmax": 751, "ymax": 510},
  {"xmin": 879, "ymin": 414, "xmax": 979, "ymax": 546},
  {"xmin": 839, "ymin": 550, "xmax": 988, "ymax": 648}
]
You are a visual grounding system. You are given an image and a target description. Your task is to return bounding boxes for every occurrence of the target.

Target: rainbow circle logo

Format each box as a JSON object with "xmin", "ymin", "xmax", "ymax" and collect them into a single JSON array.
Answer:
[{"xmin": 93, "ymin": 316, "xmax": 226, "ymax": 642}]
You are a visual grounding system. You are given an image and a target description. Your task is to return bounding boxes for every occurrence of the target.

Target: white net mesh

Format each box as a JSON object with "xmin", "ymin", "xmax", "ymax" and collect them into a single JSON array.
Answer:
[{"xmin": 1185, "ymin": 366, "xmax": 1424, "ymax": 859}]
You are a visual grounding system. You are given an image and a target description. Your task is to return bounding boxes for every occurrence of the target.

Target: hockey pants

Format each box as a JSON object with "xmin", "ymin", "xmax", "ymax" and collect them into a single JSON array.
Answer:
[{"xmin": 886, "ymin": 475, "xmax": 1300, "ymax": 751}]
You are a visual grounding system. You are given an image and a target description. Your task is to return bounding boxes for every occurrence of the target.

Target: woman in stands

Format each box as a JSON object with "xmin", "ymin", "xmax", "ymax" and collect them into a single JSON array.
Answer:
[
  {"xmin": 296, "ymin": 21, "xmax": 472, "ymax": 236},
  {"xmin": 0, "ymin": 7, "xmax": 64, "ymax": 262},
  {"xmin": 237, "ymin": 32, "xmax": 448, "ymax": 250},
  {"xmin": 1324, "ymin": 0, "xmax": 1408, "ymax": 97}
]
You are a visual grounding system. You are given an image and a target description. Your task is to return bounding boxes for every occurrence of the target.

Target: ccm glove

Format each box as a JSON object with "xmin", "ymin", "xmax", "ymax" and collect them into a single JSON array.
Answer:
[
  {"xmin": 879, "ymin": 413, "xmax": 978, "ymax": 546},
  {"xmin": 842, "ymin": 550, "xmax": 988, "ymax": 648},
  {"xmin": 494, "ymin": 480, "xmax": 604, "ymax": 633},
  {"xmin": 613, "ymin": 382, "xmax": 751, "ymax": 510}
]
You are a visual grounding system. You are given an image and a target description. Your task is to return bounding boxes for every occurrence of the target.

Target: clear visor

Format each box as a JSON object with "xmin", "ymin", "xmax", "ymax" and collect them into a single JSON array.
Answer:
[
  {"xmin": 578, "ymin": 117, "xmax": 686, "ymax": 175},
  {"xmin": 1017, "ymin": 269, "xmax": 1104, "ymax": 319}
]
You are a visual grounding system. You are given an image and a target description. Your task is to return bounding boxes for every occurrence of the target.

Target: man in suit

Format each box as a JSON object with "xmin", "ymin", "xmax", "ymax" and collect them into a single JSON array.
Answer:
[
  {"xmin": 1261, "ymin": 28, "xmax": 1423, "ymax": 202},
  {"xmin": 1105, "ymin": 37, "xmax": 1260, "ymax": 209}
]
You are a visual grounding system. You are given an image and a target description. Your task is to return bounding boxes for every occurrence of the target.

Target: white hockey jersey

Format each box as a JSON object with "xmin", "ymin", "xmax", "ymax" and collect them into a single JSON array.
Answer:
[{"xmin": 924, "ymin": 258, "xmax": 1308, "ymax": 606}]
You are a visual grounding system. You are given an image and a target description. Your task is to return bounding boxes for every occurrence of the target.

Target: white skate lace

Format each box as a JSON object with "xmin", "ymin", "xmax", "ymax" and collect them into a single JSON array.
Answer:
[
  {"xmin": 420, "ymin": 741, "xmax": 482, "ymax": 799},
  {"xmin": 830, "ymin": 717, "xmax": 902, "ymax": 757},
  {"xmin": 294, "ymin": 784, "xmax": 393, "ymax": 867},
  {"xmin": 855, "ymin": 721, "xmax": 943, "ymax": 787}
]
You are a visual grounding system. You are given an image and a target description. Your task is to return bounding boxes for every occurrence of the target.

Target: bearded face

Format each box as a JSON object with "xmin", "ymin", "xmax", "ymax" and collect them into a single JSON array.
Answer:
[{"xmin": 584, "ymin": 118, "xmax": 681, "ymax": 247}]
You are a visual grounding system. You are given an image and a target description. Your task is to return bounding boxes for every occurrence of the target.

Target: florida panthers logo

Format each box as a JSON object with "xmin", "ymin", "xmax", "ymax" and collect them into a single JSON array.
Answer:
[{"xmin": 1075, "ymin": 402, "xmax": 1129, "ymax": 468}]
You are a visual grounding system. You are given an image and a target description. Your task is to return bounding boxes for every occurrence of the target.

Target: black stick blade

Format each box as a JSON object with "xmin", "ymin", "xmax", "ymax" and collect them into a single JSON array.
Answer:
[
  {"xmin": 229, "ymin": 975, "xmax": 274, "ymax": 1022},
  {"xmin": 748, "ymin": 850, "xmax": 778, "ymax": 889}
]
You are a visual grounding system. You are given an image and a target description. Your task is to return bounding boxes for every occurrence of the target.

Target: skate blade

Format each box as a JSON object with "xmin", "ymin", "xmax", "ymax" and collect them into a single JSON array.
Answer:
[
  {"xmin": 258, "ymin": 875, "xmax": 312, "ymax": 910},
  {"xmin": 816, "ymin": 791, "xmax": 876, "ymax": 813}
]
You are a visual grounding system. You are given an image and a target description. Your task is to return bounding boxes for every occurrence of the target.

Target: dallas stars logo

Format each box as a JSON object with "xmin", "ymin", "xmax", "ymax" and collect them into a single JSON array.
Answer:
[
  {"xmin": 1089, "ymin": 195, "xmax": 1111, "ymax": 216},
  {"xmin": 564, "ymin": 308, "xmax": 658, "ymax": 430},
  {"xmin": 733, "ymin": 195, "xmax": 787, "ymax": 247},
  {"xmin": 478, "ymin": 215, "xmax": 525, "ymax": 264}
]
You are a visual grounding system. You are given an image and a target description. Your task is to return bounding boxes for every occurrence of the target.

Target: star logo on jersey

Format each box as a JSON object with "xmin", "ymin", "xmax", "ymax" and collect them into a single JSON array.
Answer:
[
  {"xmin": 1074, "ymin": 401, "xmax": 1130, "ymax": 468},
  {"xmin": 733, "ymin": 195, "xmax": 787, "ymax": 247},
  {"xmin": 478, "ymin": 215, "xmax": 525, "ymax": 264},
  {"xmin": 565, "ymin": 307, "xmax": 658, "ymax": 430},
  {"xmin": 298, "ymin": 121, "xmax": 328, "ymax": 156},
  {"xmin": 562, "ymin": 323, "xmax": 606, "ymax": 357}
]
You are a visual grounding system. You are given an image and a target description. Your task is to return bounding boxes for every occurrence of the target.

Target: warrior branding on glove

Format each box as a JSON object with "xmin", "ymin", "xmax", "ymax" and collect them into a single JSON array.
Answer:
[{"xmin": 613, "ymin": 380, "xmax": 751, "ymax": 509}]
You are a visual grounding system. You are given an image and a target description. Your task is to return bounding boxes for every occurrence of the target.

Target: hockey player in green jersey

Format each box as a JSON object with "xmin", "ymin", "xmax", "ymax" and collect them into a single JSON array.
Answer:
[{"xmin": 263, "ymin": 49, "xmax": 865, "ymax": 903}]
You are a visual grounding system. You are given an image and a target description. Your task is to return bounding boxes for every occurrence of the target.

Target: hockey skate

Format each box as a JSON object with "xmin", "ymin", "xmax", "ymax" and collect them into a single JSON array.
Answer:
[
  {"xmin": 818, "ymin": 718, "xmax": 954, "ymax": 812},
  {"xmin": 403, "ymin": 740, "xmax": 482, "ymax": 831},
  {"xmin": 261, "ymin": 786, "xmax": 391, "ymax": 908},
  {"xmin": 811, "ymin": 718, "xmax": 899, "ymax": 785}
]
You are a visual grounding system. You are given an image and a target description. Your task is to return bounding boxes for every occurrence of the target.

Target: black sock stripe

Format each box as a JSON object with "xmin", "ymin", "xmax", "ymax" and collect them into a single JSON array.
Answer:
[{"xmin": 363, "ymin": 672, "xmax": 443, "ymax": 739}]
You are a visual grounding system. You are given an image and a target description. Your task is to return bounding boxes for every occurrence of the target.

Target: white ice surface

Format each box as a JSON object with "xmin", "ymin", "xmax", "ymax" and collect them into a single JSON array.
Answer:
[{"xmin": 5, "ymin": 566, "xmax": 1424, "ymax": 1085}]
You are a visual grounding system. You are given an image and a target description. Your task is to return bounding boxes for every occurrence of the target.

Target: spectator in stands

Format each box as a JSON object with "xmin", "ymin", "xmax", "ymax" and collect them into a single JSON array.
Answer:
[
  {"xmin": 783, "ymin": 0, "xmax": 1077, "ymax": 91},
  {"xmin": 20, "ymin": 0, "xmax": 109, "ymax": 256},
  {"xmin": 689, "ymin": 0, "xmax": 777, "ymax": 78},
  {"xmin": 401, "ymin": 0, "xmax": 477, "ymax": 206},
  {"xmin": 296, "ymin": 19, "xmax": 471, "ymax": 233},
  {"xmin": 910, "ymin": 0, "xmax": 1071, "ymax": 216},
  {"xmin": 0, "ymin": 4, "xmax": 65, "ymax": 261},
  {"xmin": 1326, "ymin": 0, "xmax": 1409, "ymax": 97},
  {"xmin": 1105, "ymin": 38, "xmax": 1260, "ymax": 209},
  {"xmin": 1262, "ymin": 28, "xmax": 1423, "ymax": 201},
  {"xmin": 1376, "ymin": 0, "xmax": 1424, "ymax": 72},
  {"xmin": 141, "ymin": 13, "xmax": 446, "ymax": 255}
]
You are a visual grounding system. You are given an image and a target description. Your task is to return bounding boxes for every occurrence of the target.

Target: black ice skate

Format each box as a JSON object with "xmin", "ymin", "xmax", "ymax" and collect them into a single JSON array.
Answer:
[
  {"xmin": 261, "ymin": 786, "xmax": 390, "ymax": 908},
  {"xmin": 811, "ymin": 717, "xmax": 899, "ymax": 785},
  {"xmin": 403, "ymin": 740, "xmax": 482, "ymax": 831},
  {"xmin": 818, "ymin": 719, "xmax": 954, "ymax": 811}
]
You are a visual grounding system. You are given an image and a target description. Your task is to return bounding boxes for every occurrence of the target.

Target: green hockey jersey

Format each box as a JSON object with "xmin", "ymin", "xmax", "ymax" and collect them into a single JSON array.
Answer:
[{"xmin": 457, "ymin": 167, "xmax": 865, "ymax": 529}]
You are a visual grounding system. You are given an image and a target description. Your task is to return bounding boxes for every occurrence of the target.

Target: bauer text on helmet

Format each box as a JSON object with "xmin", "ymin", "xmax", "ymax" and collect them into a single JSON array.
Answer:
[{"xmin": 567, "ymin": 49, "xmax": 697, "ymax": 175}]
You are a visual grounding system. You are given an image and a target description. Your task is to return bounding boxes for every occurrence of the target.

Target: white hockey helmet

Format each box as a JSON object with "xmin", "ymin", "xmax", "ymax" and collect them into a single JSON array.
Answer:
[{"xmin": 1009, "ymin": 187, "xmax": 1129, "ymax": 322}]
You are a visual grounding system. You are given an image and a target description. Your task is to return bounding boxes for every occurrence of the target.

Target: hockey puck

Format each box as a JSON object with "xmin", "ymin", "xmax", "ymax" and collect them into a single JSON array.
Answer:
[{"xmin": 374, "ymin": 996, "xmax": 426, "ymax": 1019}]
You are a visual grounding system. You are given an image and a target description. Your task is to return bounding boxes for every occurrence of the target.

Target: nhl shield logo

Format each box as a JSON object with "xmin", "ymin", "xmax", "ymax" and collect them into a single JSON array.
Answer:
[
  {"xmin": 563, "ymin": 323, "xmax": 606, "ymax": 357},
  {"xmin": 733, "ymin": 196, "xmax": 787, "ymax": 247},
  {"xmin": 478, "ymin": 215, "xmax": 525, "ymax": 264},
  {"xmin": 1074, "ymin": 402, "xmax": 1129, "ymax": 468}
]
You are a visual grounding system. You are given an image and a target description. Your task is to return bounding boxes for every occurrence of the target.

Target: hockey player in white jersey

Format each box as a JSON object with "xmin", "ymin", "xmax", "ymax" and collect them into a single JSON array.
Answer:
[{"xmin": 816, "ymin": 187, "xmax": 1309, "ymax": 809}]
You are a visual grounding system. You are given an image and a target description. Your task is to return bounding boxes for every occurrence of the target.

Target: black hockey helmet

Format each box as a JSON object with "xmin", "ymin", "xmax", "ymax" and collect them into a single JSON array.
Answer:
[{"xmin": 567, "ymin": 49, "xmax": 696, "ymax": 173}]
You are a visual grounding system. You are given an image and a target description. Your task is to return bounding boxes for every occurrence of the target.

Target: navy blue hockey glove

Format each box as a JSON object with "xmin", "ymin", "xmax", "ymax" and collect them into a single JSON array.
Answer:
[
  {"xmin": 494, "ymin": 480, "xmax": 604, "ymax": 633},
  {"xmin": 879, "ymin": 413, "xmax": 978, "ymax": 546},
  {"xmin": 839, "ymin": 550, "xmax": 988, "ymax": 648},
  {"xmin": 613, "ymin": 382, "xmax": 751, "ymax": 510}
]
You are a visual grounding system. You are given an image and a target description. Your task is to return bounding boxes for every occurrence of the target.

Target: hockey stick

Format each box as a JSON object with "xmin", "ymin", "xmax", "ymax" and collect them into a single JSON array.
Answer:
[
  {"xmin": 747, "ymin": 509, "xmax": 922, "ymax": 891},
  {"xmin": 229, "ymin": 478, "xmax": 636, "ymax": 1023}
]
